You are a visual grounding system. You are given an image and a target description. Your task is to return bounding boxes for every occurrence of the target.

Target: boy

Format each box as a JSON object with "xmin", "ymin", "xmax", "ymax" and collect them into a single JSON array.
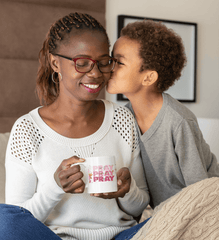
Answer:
[{"xmin": 107, "ymin": 20, "xmax": 219, "ymax": 209}]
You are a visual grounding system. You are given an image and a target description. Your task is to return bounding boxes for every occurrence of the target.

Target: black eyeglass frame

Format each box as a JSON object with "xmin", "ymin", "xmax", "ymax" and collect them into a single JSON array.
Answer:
[{"xmin": 54, "ymin": 54, "xmax": 117, "ymax": 73}]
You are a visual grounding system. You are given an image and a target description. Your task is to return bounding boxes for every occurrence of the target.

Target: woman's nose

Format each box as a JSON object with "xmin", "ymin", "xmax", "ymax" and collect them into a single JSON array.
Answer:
[{"xmin": 87, "ymin": 63, "xmax": 102, "ymax": 78}]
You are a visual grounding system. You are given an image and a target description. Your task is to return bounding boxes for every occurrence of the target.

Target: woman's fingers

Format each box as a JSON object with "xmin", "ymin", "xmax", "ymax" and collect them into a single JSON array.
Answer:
[
  {"xmin": 59, "ymin": 168, "xmax": 83, "ymax": 188},
  {"xmin": 63, "ymin": 178, "xmax": 85, "ymax": 194},
  {"xmin": 54, "ymin": 155, "xmax": 86, "ymax": 193},
  {"xmin": 61, "ymin": 156, "xmax": 85, "ymax": 170},
  {"xmin": 58, "ymin": 165, "xmax": 81, "ymax": 180}
]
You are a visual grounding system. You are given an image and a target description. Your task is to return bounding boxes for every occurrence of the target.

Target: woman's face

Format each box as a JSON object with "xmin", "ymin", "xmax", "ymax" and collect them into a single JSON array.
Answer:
[
  {"xmin": 107, "ymin": 36, "xmax": 146, "ymax": 98},
  {"xmin": 53, "ymin": 31, "xmax": 111, "ymax": 103}
]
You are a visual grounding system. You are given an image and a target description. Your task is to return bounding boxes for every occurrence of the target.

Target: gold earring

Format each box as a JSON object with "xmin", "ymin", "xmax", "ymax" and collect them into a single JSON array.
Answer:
[
  {"xmin": 51, "ymin": 72, "xmax": 62, "ymax": 84},
  {"xmin": 58, "ymin": 72, "xmax": 62, "ymax": 81}
]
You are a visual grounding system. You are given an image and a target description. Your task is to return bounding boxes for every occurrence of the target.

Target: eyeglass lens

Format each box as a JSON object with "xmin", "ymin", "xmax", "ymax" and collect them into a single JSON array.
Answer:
[{"xmin": 75, "ymin": 58, "xmax": 115, "ymax": 73}]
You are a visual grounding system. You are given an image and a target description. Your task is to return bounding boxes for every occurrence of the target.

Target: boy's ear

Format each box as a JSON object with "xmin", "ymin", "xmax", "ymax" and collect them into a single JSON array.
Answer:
[
  {"xmin": 142, "ymin": 71, "xmax": 158, "ymax": 86},
  {"xmin": 49, "ymin": 53, "xmax": 59, "ymax": 72}
]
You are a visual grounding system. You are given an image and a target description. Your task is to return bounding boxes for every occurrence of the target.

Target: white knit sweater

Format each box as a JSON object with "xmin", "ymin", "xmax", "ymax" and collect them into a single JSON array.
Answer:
[{"xmin": 5, "ymin": 100, "xmax": 149, "ymax": 240}]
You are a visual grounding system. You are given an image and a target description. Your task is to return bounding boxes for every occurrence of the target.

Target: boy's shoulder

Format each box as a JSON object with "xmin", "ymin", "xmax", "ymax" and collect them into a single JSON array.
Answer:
[
  {"xmin": 124, "ymin": 94, "xmax": 197, "ymax": 123},
  {"xmin": 125, "ymin": 101, "xmax": 134, "ymax": 116},
  {"xmin": 164, "ymin": 93, "xmax": 197, "ymax": 122}
]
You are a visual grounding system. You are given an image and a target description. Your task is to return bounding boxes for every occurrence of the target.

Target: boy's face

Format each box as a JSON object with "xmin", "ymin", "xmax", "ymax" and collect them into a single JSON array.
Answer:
[{"xmin": 106, "ymin": 36, "xmax": 146, "ymax": 98}]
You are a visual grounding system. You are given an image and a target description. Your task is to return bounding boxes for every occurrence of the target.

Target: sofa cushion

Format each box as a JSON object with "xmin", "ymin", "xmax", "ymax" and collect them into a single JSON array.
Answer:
[
  {"xmin": 0, "ymin": 132, "xmax": 10, "ymax": 203},
  {"xmin": 197, "ymin": 118, "xmax": 219, "ymax": 161}
]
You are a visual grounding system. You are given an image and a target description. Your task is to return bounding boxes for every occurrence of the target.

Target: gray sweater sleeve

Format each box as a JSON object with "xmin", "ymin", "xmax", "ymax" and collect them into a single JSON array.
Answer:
[{"xmin": 174, "ymin": 118, "xmax": 219, "ymax": 185}]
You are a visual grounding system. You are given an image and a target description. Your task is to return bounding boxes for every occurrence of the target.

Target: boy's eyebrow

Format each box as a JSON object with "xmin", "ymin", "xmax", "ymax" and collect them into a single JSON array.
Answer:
[
  {"xmin": 114, "ymin": 53, "xmax": 126, "ymax": 59},
  {"xmin": 116, "ymin": 54, "xmax": 125, "ymax": 58},
  {"xmin": 73, "ymin": 53, "xmax": 110, "ymax": 59},
  {"xmin": 111, "ymin": 50, "xmax": 126, "ymax": 59}
]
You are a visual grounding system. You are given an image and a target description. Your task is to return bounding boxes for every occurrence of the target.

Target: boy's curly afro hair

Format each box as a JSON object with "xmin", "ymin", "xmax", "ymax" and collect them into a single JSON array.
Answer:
[{"xmin": 121, "ymin": 20, "xmax": 187, "ymax": 92}]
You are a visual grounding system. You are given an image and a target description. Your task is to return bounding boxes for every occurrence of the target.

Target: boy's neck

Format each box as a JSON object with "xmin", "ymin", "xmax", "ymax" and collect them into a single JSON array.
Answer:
[{"xmin": 130, "ymin": 91, "xmax": 163, "ymax": 134}]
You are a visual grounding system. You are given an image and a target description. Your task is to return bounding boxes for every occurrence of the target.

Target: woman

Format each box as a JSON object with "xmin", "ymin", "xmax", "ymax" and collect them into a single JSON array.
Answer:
[{"xmin": 1, "ymin": 13, "xmax": 149, "ymax": 240}]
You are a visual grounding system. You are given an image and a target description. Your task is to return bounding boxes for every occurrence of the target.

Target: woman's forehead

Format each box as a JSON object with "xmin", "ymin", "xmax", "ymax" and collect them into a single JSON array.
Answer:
[
  {"xmin": 65, "ymin": 30, "xmax": 108, "ymax": 46},
  {"xmin": 59, "ymin": 31, "xmax": 110, "ymax": 56}
]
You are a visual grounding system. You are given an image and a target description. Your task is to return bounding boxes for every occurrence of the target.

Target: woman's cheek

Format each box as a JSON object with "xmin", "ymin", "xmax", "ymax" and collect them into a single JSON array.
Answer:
[{"xmin": 104, "ymin": 73, "xmax": 111, "ymax": 82}]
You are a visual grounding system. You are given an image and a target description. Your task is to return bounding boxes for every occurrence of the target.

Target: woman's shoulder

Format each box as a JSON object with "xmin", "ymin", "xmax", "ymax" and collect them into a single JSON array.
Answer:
[
  {"xmin": 103, "ymin": 100, "xmax": 136, "ymax": 129},
  {"xmin": 9, "ymin": 108, "xmax": 43, "ymax": 145},
  {"xmin": 103, "ymin": 100, "xmax": 134, "ymax": 118},
  {"xmin": 7, "ymin": 108, "xmax": 44, "ymax": 166}
]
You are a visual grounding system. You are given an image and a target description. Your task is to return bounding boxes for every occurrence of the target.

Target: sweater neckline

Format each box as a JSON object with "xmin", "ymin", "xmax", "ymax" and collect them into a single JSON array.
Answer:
[
  {"xmin": 128, "ymin": 93, "xmax": 168, "ymax": 142},
  {"xmin": 29, "ymin": 100, "xmax": 113, "ymax": 147},
  {"xmin": 140, "ymin": 93, "xmax": 168, "ymax": 142}
]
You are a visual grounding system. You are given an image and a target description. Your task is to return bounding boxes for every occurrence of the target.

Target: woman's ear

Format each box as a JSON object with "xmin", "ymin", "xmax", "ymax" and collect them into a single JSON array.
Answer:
[
  {"xmin": 142, "ymin": 70, "xmax": 158, "ymax": 86},
  {"xmin": 49, "ymin": 53, "xmax": 59, "ymax": 72}
]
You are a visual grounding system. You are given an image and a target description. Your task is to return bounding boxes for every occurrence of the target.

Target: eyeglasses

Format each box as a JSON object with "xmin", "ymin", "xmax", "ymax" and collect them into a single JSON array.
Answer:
[{"xmin": 54, "ymin": 54, "xmax": 117, "ymax": 73}]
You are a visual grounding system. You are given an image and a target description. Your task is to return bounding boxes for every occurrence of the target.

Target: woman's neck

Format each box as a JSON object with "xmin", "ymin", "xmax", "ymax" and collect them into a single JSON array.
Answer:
[
  {"xmin": 50, "ymin": 97, "xmax": 100, "ymax": 121},
  {"xmin": 39, "ymin": 98, "xmax": 105, "ymax": 138}
]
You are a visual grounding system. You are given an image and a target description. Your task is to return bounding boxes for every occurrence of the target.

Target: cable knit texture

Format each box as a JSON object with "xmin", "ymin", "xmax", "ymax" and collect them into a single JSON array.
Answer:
[{"xmin": 132, "ymin": 177, "xmax": 219, "ymax": 240}]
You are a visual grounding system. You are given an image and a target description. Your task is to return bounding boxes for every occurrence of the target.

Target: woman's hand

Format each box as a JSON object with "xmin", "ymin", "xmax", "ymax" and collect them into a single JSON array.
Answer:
[
  {"xmin": 90, "ymin": 167, "xmax": 131, "ymax": 199},
  {"xmin": 54, "ymin": 156, "xmax": 85, "ymax": 193}
]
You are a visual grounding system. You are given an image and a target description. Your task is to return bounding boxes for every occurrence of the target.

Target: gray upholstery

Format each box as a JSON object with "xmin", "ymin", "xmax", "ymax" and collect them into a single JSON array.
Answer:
[{"xmin": 0, "ymin": 132, "xmax": 10, "ymax": 203}]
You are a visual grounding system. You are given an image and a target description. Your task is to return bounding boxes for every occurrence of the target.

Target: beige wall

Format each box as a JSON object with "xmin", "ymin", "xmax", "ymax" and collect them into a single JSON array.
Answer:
[{"xmin": 105, "ymin": 0, "xmax": 219, "ymax": 119}]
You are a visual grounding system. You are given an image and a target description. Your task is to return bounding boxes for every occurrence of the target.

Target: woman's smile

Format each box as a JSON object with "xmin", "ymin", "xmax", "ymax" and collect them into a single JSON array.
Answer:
[{"xmin": 82, "ymin": 83, "xmax": 102, "ymax": 93}]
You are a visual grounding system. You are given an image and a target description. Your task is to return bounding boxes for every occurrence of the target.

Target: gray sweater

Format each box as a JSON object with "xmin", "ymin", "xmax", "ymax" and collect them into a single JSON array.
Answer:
[{"xmin": 126, "ymin": 93, "xmax": 219, "ymax": 209}]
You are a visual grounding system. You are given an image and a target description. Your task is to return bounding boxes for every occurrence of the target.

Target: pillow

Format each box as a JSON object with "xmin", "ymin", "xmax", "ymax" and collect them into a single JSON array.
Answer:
[
  {"xmin": 0, "ymin": 132, "xmax": 10, "ymax": 203},
  {"xmin": 132, "ymin": 177, "xmax": 219, "ymax": 240}
]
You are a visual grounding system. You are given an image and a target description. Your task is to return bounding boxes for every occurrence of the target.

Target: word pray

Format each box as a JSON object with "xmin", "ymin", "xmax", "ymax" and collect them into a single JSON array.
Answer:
[{"xmin": 88, "ymin": 165, "xmax": 115, "ymax": 182}]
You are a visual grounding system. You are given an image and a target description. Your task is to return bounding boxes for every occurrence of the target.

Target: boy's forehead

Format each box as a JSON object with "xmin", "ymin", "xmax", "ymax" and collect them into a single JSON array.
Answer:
[{"xmin": 113, "ymin": 37, "xmax": 140, "ymax": 56}]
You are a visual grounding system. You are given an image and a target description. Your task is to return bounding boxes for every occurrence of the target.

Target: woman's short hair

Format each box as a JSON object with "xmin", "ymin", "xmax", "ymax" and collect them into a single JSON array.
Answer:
[{"xmin": 121, "ymin": 20, "xmax": 187, "ymax": 92}]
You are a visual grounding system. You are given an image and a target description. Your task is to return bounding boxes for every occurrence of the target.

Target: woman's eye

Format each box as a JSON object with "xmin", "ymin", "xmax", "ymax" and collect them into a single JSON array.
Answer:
[{"xmin": 117, "ymin": 61, "xmax": 124, "ymax": 65}]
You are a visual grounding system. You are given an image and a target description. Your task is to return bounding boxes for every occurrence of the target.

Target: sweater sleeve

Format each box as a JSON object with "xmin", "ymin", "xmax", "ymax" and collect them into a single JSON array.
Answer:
[
  {"xmin": 5, "ymin": 120, "xmax": 65, "ymax": 223},
  {"xmin": 175, "ymin": 118, "xmax": 219, "ymax": 186},
  {"xmin": 114, "ymin": 105, "xmax": 150, "ymax": 217},
  {"xmin": 117, "ymin": 151, "xmax": 150, "ymax": 217}
]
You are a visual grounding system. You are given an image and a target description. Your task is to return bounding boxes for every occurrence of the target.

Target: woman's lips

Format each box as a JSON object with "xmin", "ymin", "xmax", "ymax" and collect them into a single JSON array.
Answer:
[{"xmin": 82, "ymin": 83, "xmax": 102, "ymax": 93}]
